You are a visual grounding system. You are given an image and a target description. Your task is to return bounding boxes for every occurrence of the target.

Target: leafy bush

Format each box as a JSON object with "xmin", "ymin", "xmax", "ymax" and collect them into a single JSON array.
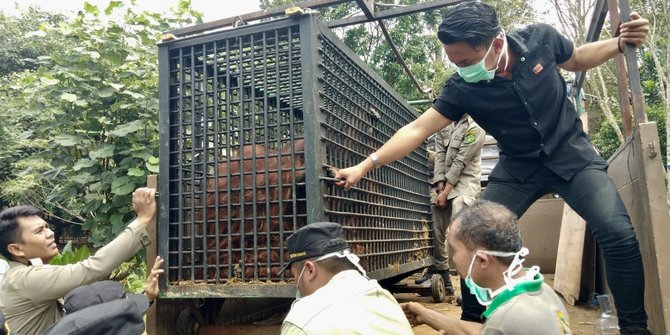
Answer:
[
  {"xmin": 48, "ymin": 241, "xmax": 90, "ymax": 265},
  {"xmin": 0, "ymin": 1, "xmax": 201, "ymax": 246},
  {"xmin": 591, "ymin": 103, "xmax": 667, "ymax": 166}
]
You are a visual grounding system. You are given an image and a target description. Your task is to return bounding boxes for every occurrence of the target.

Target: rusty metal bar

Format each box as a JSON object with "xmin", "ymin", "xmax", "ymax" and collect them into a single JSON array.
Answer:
[
  {"xmin": 574, "ymin": 0, "xmax": 608, "ymax": 91},
  {"xmin": 618, "ymin": 0, "xmax": 647, "ymax": 124},
  {"xmin": 607, "ymin": 0, "xmax": 633, "ymax": 137},
  {"xmin": 167, "ymin": 0, "xmax": 350, "ymax": 37},
  {"xmin": 355, "ymin": 0, "xmax": 375, "ymax": 20},
  {"xmin": 328, "ymin": 0, "xmax": 467, "ymax": 28}
]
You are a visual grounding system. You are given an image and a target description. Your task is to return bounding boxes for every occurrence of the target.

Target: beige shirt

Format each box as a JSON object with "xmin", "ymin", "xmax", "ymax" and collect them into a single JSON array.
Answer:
[
  {"xmin": 0, "ymin": 219, "xmax": 150, "ymax": 335},
  {"xmin": 433, "ymin": 114, "xmax": 486, "ymax": 203},
  {"xmin": 482, "ymin": 282, "xmax": 572, "ymax": 335},
  {"xmin": 282, "ymin": 270, "xmax": 413, "ymax": 335}
]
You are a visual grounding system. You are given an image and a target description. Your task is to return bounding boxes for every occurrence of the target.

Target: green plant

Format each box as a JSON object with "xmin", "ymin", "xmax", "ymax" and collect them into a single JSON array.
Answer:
[
  {"xmin": 48, "ymin": 241, "xmax": 90, "ymax": 265},
  {"xmin": 0, "ymin": 1, "xmax": 201, "ymax": 246}
]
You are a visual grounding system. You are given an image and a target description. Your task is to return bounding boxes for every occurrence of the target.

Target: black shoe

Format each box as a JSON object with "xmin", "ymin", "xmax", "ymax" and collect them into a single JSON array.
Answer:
[
  {"xmin": 436, "ymin": 270, "xmax": 454, "ymax": 295},
  {"xmin": 444, "ymin": 276, "xmax": 455, "ymax": 295},
  {"xmin": 415, "ymin": 269, "xmax": 434, "ymax": 285},
  {"xmin": 620, "ymin": 327, "xmax": 651, "ymax": 335}
]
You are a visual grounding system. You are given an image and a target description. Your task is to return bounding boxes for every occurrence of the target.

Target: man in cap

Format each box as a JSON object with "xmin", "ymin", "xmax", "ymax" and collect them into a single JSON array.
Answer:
[
  {"xmin": 280, "ymin": 222, "xmax": 413, "ymax": 335},
  {"xmin": 42, "ymin": 281, "xmax": 149, "ymax": 335},
  {"xmin": 402, "ymin": 201, "xmax": 572, "ymax": 334}
]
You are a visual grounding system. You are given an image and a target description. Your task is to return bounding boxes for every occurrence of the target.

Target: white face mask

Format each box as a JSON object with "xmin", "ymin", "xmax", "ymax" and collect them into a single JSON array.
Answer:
[
  {"xmin": 294, "ymin": 264, "xmax": 308, "ymax": 300},
  {"xmin": 292, "ymin": 249, "xmax": 367, "ymax": 301}
]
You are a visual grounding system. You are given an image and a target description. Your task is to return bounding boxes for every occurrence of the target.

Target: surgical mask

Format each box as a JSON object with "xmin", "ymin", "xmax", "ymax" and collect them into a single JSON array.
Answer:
[
  {"xmin": 293, "ymin": 249, "xmax": 368, "ymax": 301},
  {"xmin": 455, "ymin": 30, "xmax": 508, "ymax": 83},
  {"xmin": 294, "ymin": 263, "xmax": 307, "ymax": 300},
  {"xmin": 464, "ymin": 247, "xmax": 540, "ymax": 306}
]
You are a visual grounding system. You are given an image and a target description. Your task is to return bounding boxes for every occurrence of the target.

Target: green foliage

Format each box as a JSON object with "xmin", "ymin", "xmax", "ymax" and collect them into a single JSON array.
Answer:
[
  {"xmin": 591, "ymin": 103, "xmax": 667, "ymax": 165},
  {"xmin": 261, "ymin": 0, "xmax": 535, "ymax": 104},
  {"xmin": 48, "ymin": 241, "xmax": 90, "ymax": 265},
  {"xmin": 0, "ymin": 1, "xmax": 201, "ymax": 245},
  {"xmin": 0, "ymin": 8, "xmax": 65, "ymax": 76},
  {"xmin": 48, "ymin": 243, "xmax": 147, "ymax": 292},
  {"xmin": 111, "ymin": 257, "xmax": 148, "ymax": 293}
]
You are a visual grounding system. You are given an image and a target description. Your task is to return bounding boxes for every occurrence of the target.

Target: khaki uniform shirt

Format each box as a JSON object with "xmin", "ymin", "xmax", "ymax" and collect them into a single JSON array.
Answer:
[
  {"xmin": 433, "ymin": 114, "xmax": 486, "ymax": 204},
  {"xmin": 482, "ymin": 275, "xmax": 573, "ymax": 335},
  {"xmin": 0, "ymin": 219, "xmax": 151, "ymax": 335},
  {"xmin": 282, "ymin": 270, "xmax": 413, "ymax": 335}
]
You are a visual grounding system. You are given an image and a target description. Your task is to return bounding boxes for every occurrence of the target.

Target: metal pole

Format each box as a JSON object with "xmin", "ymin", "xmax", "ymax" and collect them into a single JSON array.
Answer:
[
  {"xmin": 618, "ymin": 0, "xmax": 648, "ymax": 124},
  {"xmin": 607, "ymin": 0, "xmax": 633, "ymax": 137}
]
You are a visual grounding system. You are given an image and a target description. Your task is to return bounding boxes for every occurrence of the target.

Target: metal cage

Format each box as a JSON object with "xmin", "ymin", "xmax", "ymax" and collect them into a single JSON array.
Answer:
[{"xmin": 158, "ymin": 14, "xmax": 432, "ymax": 298}]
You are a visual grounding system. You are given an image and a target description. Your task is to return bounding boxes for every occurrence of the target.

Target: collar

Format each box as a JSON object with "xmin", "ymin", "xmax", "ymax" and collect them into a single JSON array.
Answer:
[
  {"xmin": 506, "ymin": 32, "xmax": 529, "ymax": 58},
  {"xmin": 8, "ymin": 258, "xmax": 42, "ymax": 268},
  {"xmin": 482, "ymin": 273, "xmax": 544, "ymax": 319}
]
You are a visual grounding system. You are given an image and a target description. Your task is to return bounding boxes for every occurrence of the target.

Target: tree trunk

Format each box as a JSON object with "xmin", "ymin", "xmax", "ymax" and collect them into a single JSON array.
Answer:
[{"xmin": 596, "ymin": 67, "xmax": 625, "ymax": 142}]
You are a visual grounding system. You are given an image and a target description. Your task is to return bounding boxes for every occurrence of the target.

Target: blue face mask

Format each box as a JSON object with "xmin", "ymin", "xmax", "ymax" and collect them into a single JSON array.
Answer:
[{"xmin": 455, "ymin": 32, "xmax": 508, "ymax": 83}]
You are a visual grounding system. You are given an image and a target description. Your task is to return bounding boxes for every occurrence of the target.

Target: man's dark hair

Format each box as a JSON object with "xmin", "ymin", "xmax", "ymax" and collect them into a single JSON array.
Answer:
[
  {"xmin": 0, "ymin": 206, "xmax": 43, "ymax": 260},
  {"xmin": 437, "ymin": 1, "xmax": 501, "ymax": 49},
  {"xmin": 453, "ymin": 200, "xmax": 522, "ymax": 265}
]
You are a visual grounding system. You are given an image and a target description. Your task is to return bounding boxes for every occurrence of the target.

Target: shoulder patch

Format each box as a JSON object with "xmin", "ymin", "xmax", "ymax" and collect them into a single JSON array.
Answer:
[{"xmin": 463, "ymin": 129, "xmax": 477, "ymax": 145}]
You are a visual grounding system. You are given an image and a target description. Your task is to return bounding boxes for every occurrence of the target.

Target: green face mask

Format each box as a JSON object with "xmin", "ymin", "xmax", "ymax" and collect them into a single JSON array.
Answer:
[
  {"xmin": 464, "ymin": 248, "xmax": 540, "ymax": 306},
  {"xmin": 455, "ymin": 32, "xmax": 508, "ymax": 83}
]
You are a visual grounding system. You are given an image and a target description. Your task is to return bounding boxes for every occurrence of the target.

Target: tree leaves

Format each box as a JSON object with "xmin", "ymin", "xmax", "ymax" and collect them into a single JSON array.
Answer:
[
  {"xmin": 83, "ymin": 2, "xmax": 100, "ymax": 16},
  {"xmin": 105, "ymin": 1, "xmax": 124, "ymax": 15},
  {"xmin": 73, "ymin": 158, "xmax": 97, "ymax": 171},
  {"xmin": 53, "ymin": 134, "xmax": 82, "ymax": 146},
  {"xmin": 146, "ymin": 156, "xmax": 159, "ymax": 173},
  {"xmin": 60, "ymin": 93, "xmax": 78, "ymax": 102},
  {"xmin": 111, "ymin": 176, "xmax": 134, "ymax": 195},
  {"xmin": 109, "ymin": 120, "xmax": 143, "ymax": 137},
  {"xmin": 89, "ymin": 144, "xmax": 115, "ymax": 159},
  {"xmin": 127, "ymin": 167, "xmax": 145, "ymax": 177},
  {"xmin": 96, "ymin": 87, "xmax": 115, "ymax": 98}
]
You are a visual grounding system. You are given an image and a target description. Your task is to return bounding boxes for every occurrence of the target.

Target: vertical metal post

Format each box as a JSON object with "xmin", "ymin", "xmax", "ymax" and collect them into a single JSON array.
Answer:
[
  {"xmin": 607, "ymin": 0, "xmax": 633, "ymax": 137},
  {"xmin": 299, "ymin": 16, "xmax": 328, "ymax": 224},
  {"xmin": 618, "ymin": 0, "xmax": 648, "ymax": 125},
  {"xmin": 157, "ymin": 43, "xmax": 171, "ymax": 290}
]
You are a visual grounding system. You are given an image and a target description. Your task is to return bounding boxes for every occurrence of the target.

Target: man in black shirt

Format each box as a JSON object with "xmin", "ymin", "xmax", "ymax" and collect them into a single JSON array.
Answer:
[{"xmin": 335, "ymin": 2, "xmax": 651, "ymax": 334}]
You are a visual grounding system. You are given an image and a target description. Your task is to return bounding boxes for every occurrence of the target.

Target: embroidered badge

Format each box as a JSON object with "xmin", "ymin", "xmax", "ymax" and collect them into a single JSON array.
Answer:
[
  {"xmin": 463, "ymin": 130, "xmax": 477, "ymax": 145},
  {"xmin": 532, "ymin": 63, "xmax": 544, "ymax": 74}
]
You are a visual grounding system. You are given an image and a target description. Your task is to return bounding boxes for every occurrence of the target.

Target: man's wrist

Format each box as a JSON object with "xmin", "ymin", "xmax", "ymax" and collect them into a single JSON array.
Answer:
[{"xmin": 369, "ymin": 152, "xmax": 382, "ymax": 169}]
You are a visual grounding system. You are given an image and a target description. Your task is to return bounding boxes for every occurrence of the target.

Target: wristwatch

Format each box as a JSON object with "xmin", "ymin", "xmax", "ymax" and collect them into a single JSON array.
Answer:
[{"xmin": 369, "ymin": 153, "xmax": 381, "ymax": 169}]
